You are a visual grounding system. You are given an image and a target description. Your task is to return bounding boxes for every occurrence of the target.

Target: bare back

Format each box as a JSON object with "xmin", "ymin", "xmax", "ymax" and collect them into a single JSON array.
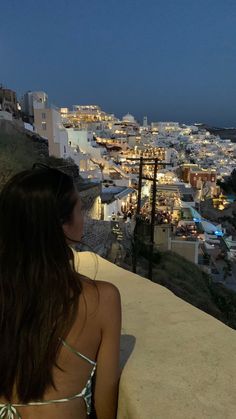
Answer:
[{"xmin": 0, "ymin": 277, "xmax": 122, "ymax": 419}]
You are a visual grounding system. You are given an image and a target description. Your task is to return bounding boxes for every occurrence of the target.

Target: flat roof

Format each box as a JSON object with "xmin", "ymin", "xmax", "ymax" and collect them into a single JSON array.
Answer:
[{"xmin": 156, "ymin": 183, "xmax": 195, "ymax": 195}]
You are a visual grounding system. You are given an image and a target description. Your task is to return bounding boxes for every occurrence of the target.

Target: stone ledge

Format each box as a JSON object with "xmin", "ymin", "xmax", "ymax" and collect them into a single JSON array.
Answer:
[{"xmin": 73, "ymin": 250, "xmax": 236, "ymax": 419}]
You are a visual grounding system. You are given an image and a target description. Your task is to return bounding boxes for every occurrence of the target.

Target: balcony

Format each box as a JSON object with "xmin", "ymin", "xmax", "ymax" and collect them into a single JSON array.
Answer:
[{"xmin": 74, "ymin": 251, "xmax": 236, "ymax": 419}]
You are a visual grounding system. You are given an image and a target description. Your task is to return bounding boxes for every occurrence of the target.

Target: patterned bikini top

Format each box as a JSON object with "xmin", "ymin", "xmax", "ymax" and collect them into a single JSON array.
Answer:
[{"xmin": 0, "ymin": 339, "xmax": 97, "ymax": 419}]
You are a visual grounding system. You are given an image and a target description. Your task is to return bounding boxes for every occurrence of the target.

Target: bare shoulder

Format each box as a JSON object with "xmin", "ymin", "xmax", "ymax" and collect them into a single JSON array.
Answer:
[
  {"xmin": 80, "ymin": 275, "xmax": 120, "ymax": 299},
  {"xmin": 95, "ymin": 280, "xmax": 121, "ymax": 298},
  {"xmin": 79, "ymin": 276, "xmax": 121, "ymax": 316},
  {"xmin": 95, "ymin": 281, "xmax": 121, "ymax": 328},
  {"xmin": 96, "ymin": 281, "xmax": 121, "ymax": 303},
  {"xmin": 90, "ymin": 279, "xmax": 120, "ymax": 314}
]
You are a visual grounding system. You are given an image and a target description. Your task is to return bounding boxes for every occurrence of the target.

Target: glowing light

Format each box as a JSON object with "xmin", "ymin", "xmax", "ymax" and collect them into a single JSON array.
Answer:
[{"xmin": 214, "ymin": 231, "xmax": 223, "ymax": 237}]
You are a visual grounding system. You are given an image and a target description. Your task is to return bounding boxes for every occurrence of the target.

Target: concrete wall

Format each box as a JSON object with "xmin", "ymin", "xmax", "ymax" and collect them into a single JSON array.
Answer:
[
  {"xmin": 154, "ymin": 224, "xmax": 171, "ymax": 250},
  {"xmin": 67, "ymin": 128, "xmax": 103, "ymax": 161},
  {"xmin": 190, "ymin": 171, "xmax": 216, "ymax": 188},
  {"xmin": 34, "ymin": 108, "xmax": 55, "ymax": 150},
  {"xmin": 23, "ymin": 91, "xmax": 48, "ymax": 117},
  {"xmin": 66, "ymin": 128, "xmax": 88, "ymax": 148},
  {"xmin": 57, "ymin": 127, "xmax": 69, "ymax": 159},
  {"xmin": 34, "ymin": 108, "xmax": 69, "ymax": 159},
  {"xmin": 74, "ymin": 251, "xmax": 236, "ymax": 419},
  {"xmin": 170, "ymin": 238, "xmax": 199, "ymax": 264},
  {"xmin": 110, "ymin": 178, "xmax": 130, "ymax": 187}
]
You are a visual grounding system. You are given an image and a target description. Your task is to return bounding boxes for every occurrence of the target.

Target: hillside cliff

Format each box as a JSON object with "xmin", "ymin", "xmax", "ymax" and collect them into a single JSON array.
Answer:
[{"xmin": 1, "ymin": 121, "xmax": 236, "ymax": 332}]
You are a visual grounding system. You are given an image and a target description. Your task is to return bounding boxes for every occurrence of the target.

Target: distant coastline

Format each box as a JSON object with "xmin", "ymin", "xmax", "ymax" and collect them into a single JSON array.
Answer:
[{"xmin": 200, "ymin": 124, "xmax": 236, "ymax": 142}]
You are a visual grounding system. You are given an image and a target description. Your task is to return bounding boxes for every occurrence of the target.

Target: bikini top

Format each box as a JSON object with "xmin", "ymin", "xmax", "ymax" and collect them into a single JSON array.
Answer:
[{"xmin": 0, "ymin": 338, "xmax": 97, "ymax": 419}]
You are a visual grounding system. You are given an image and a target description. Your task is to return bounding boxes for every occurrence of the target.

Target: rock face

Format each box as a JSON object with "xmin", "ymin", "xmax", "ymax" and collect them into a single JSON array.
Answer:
[
  {"xmin": 0, "ymin": 119, "xmax": 24, "ymax": 134},
  {"xmin": 0, "ymin": 121, "xmax": 49, "ymax": 189},
  {"xmin": 78, "ymin": 183, "xmax": 101, "ymax": 211},
  {"xmin": 0, "ymin": 120, "xmax": 83, "ymax": 186},
  {"xmin": 76, "ymin": 217, "xmax": 114, "ymax": 257}
]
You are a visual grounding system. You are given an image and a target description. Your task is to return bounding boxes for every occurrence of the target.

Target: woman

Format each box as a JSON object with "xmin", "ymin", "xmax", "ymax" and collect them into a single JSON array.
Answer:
[{"xmin": 0, "ymin": 165, "xmax": 122, "ymax": 419}]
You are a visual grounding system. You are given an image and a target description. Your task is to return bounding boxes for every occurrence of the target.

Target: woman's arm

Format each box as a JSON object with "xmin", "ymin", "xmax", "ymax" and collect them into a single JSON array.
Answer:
[{"xmin": 93, "ymin": 281, "xmax": 122, "ymax": 419}]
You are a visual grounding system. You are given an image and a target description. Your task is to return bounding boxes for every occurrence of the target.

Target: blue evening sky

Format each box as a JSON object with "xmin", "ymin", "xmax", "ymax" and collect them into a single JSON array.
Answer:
[{"xmin": 1, "ymin": 0, "xmax": 236, "ymax": 126}]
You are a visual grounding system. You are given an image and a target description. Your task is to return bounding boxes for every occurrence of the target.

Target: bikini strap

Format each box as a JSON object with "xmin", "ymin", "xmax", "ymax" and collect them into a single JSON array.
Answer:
[
  {"xmin": 60, "ymin": 339, "xmax": 96, "ymax": 366},
  {"xmin": 0, "ymin": 403, "xmax": 21, "ymax": 419}
]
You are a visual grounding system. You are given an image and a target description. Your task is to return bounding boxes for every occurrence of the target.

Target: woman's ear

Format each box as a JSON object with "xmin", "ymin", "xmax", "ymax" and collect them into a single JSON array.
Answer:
[
  {"xmin": 62, "ymin": 220, "xmax": 69, "ymax": 233},
  {"xmin": 62, "ymin": 221, "xmax": 73, "ymax": 243}
]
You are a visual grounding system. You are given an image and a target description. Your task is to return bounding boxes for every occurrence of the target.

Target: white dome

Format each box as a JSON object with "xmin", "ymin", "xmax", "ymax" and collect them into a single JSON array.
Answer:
[{"xmin": 122, "ymin": 113, "xmax": 135, "ymax": 123}]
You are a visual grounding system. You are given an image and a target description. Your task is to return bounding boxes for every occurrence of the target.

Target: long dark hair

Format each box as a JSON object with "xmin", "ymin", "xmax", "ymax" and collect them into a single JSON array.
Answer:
[{"xmin": 0, "ymin": 165, "xmax": 84, "ymax": 403}]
